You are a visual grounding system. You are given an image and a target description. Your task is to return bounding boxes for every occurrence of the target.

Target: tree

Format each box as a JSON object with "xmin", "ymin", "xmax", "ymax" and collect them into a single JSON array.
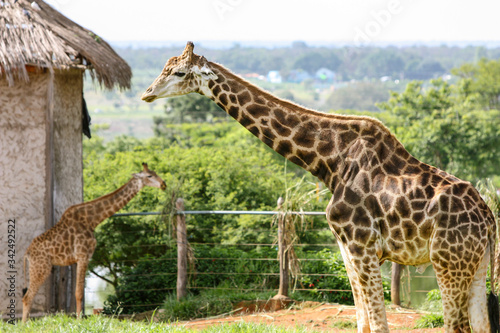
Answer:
[
  {"xmin": 357, "ymin": 50, "xmax": 405, "ymax": 79},
  {"xmin": 405, "ymin": 60, "xmax": 446, "ymax": 80},
  {"xmin": 293, "ymin": 52, "xmax": 341, "ymax": 74},
  {"xmin": 378, "ymin": 79, "xmax": 500, "ymax": 181},
  {"xmin": 153, "ymin": 93, "xmax": 225, "ymax": 137},
  {"xmin": 324, "ymin": 82, "xmax": 390, "ymax": 111},
  {"xmin": 453, "ymin": 58, "xmax": 500, "ymax": 110}
]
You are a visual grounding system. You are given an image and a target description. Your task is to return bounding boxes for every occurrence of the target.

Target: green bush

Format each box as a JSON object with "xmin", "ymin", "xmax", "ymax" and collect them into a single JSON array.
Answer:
[
  {"xmin": 292, "ymin": 249, "xmax": 353, "ymax": 304},
  {"xmin": 103, "ymin": 252, "xmax": 177, "ymax": 315},
  {"xmin": 294, "ymin": 249, "xmax": 391, "ymax": 304},
  {"xmin": 419, "ymin": 288, "xmax": 443, "ymax": 313},
  {"xmin": 414, "ymin": 313, "xmax": 444, "ymax": 328},
  {"xmin": 103, "ymin": 246, "xmax": 280, "ymax": 314},
  {"xmin": 85, "ymin": 135, "xmax": 314, "ymax": 290},
  {"xmin": 415, "ymin": 289, "xmax": 443, "ymax": 329}
]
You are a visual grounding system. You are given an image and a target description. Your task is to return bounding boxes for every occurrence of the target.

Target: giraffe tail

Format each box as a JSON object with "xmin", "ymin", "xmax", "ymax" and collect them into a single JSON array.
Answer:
[
  {"xmin": 22, "ymin": 255, "xmax": 28, "ymax": 297},
  {"xmin": 488, "ymin": 230, "xmax": 500, "ymax": 333}
]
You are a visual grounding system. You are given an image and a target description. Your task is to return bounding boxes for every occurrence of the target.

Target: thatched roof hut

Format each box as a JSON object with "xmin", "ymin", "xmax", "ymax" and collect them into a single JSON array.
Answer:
[
  {"xmin": 0, "ymin": 0, "xmax": 131, "ymax": 88},
  {"xmin": 0, "ymin": 0, "xmax": 131, "ymax": 319}
]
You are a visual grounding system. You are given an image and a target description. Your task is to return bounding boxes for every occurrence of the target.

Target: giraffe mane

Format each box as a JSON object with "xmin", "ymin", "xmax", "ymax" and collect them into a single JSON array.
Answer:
[
  {"xmin": 207, "ymin": 61, "xmax": 398, "ymax": 140},
  {"xmin": 60, "ymin": 178, "xmax": 136, "ymax": 216}
]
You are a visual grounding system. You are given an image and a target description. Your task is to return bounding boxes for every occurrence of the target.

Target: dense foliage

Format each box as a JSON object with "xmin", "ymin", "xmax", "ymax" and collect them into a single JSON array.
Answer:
[
  {"xmin": 452, "ymin": 58, "xmax": 500, "ymax": 110},
  {"xmin": 85, "ymin": 123, "xmax": 331, "ymax": 289},
  {"xmin": 378, "ymin": 79, "xmax": 500, "ymax": 181}
]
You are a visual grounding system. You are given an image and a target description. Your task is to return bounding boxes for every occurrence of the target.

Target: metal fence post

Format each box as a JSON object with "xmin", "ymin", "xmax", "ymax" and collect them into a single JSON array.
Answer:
[{"xmin": 176, "ymin": 198, "xmax": 187, "ymax": 301}]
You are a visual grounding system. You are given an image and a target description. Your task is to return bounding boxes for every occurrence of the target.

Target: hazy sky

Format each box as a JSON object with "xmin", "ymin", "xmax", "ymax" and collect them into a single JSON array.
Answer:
[{"xmin": 45, "ymin": 0, "xmax": 499, "ymax": 46}]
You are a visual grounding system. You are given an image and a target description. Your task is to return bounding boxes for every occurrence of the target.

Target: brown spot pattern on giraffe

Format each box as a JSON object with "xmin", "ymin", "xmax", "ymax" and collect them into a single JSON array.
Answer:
[{"xmin": 22, "ymin": 167, "xmax": 165, "ymax": 322}]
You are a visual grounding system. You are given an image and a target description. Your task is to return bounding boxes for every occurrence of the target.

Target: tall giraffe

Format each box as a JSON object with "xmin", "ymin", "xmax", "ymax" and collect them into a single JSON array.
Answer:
[
  {"xmin": 142, "ymin": 42, "xmax": 498, "ymax": 333},
  {"xmin": 22, "ymin": 163, "xmax": 166, "ymax": 322}
]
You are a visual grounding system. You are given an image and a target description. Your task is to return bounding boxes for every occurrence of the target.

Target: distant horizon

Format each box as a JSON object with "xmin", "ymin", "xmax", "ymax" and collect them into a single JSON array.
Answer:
[
  {"xmin": 110, "ymin": 40, "xmax": 500, "ymax": 50},
  {"xmin": 45, "ymin": 0, "xmax": 500, "ymax": 50}
]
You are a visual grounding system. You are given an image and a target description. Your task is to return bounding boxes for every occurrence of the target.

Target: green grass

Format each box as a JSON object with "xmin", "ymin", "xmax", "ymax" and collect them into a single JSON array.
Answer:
[
  {"xmin": 414, "ymin": 313, "xmax": 444, "ymax": 329},
  {"xmin": 1, "ymin": 314, "xmax": 319, "ymax": 333},
  {"xmin": 330, "ymin": 319, "xmax": 357, "ymax": 329},
  {"xmin": 162, "ymin": 294, "xmax": 233, "ymax": 322},
  {"xmin": 160, "ymin": 290, "xmax": 277, "ymax": 322}
]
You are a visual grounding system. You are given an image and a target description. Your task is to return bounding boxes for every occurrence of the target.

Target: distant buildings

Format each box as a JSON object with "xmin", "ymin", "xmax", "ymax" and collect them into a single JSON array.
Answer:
[
  {"xmin": 267, "ymin": 70, "xmax": 283, "ymax": 83},
  {"xmin": 287, "ymin": 69, "xmax": 312, "ymax": 83}
]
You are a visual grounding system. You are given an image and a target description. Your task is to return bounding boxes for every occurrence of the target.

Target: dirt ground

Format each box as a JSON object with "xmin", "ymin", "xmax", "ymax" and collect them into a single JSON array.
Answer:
[{"xmin": 174, "ymin": 301, "xmax": 444, "ymax": 332}]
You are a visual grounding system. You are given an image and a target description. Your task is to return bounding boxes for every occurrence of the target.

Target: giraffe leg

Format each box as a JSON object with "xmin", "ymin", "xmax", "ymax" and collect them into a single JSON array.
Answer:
[
  {"xmin": 432, "ymin": 242, "xmax": 482, "ymax": 332},
  {"xmin": 75, "ymin": 260, "xmax": 88, "ymax": 318},
  {"xmin": 338, "ymin": 243, "xmax": 370, "ymax": 333},
  {"xmin": 22, "ymin": 258, "xmax": 51, "ymax": 322},
  {"xmin": 434, "ymin": 268, "xmax": 472, "ymax": 332},
  {"xmin": 342, "ymin": 244, "xmax": 389, "ymax": 332},
  {"xmin": 468, "ymin": 246, "xmax": 490, "ymax": 333}
]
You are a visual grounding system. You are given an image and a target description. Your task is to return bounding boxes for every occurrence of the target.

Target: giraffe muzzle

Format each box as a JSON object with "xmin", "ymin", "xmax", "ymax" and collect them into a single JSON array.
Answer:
[{"xmin": 141, "ymin": 93, "xmax": 157, "ymax": 103}]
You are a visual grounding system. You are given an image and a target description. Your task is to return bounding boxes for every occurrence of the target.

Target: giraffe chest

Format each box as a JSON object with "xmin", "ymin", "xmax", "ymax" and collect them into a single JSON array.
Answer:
[{"xmin": 326, "ymin": 181, "xmax": 434, "ymax": 266}]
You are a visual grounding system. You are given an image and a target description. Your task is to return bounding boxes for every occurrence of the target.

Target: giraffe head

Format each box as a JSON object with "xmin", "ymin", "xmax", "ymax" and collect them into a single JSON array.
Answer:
[
  {"xmin": 141, "ymin": 41, "xmax": 217, "ymax": 102},
  {"xmin": 133, "ymin": 163, "xmax": 167, "ymax": 190}
]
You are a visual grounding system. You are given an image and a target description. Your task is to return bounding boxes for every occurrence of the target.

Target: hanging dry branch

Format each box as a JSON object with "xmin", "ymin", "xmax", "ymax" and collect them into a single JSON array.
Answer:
[{"xmin": 273, "ymin": 177, "xmax": 329, "ymax": 291}]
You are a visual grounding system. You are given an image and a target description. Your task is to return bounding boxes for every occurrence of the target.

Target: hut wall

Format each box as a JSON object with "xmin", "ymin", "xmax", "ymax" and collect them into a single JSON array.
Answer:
[
  {"xmin": 0, "ymin": 72, "xmax": 52, "ymax": 317},
  {"xmin": 0, "ymin": 69, "xmax": 83, "ymax": 318},
  {"xmin": 52, "ymin": 70, "xmax": 84, "ymax": 254},
  {"xmin": 49, "ymin": 69, "xmax": 84, "ymax": 314}
]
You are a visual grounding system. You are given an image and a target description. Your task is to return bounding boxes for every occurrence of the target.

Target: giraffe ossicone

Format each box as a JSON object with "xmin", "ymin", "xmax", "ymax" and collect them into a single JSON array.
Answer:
[
  {"xmin": 22, "ymin": 163, "xmax": 166, "ymax": 322},
  {"xmin": 142, "ymin": 42, "xmax": 499, "ymax": 333}
]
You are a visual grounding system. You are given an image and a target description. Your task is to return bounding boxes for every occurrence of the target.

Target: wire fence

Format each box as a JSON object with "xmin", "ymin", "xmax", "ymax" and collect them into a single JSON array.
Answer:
[{"xmin": 86, "ymin": 208, "xmax": 439, "ymax": 311}]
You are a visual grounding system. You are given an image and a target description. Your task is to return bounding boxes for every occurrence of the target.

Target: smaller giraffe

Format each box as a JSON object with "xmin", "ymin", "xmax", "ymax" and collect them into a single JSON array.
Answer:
[{"xmin": 22, "ymin": 163, "xmax": 166, "ymax": 322}]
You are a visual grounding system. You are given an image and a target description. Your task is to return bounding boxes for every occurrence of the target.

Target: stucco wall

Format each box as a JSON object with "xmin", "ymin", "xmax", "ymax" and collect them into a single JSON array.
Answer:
[
  {"xmin": 0, "ymin": 72, "xmax": 51, "ymax": 318},
  {"xmin": 0, "ymin": 69, "xmax": 83, "ymax": 319},
  {"xmin": 50, "ymin": 69, "xmax": 84, "ymax": 313},
  {"xmin": 52, "ymin": 69, "xmax": 83, "ymax": 243}
]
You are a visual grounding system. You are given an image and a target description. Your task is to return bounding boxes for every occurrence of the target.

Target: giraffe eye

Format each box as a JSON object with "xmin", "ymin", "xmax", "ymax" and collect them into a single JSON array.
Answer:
[{"xmin": 174, "ymin": 72, "xmax": 186, "ymax": 77}]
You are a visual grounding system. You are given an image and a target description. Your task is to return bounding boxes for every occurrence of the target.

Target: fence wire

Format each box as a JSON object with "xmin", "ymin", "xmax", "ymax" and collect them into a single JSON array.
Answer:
[{"xmin": 87, "ymin": 210, "xmax": 437, "ymax": 311}]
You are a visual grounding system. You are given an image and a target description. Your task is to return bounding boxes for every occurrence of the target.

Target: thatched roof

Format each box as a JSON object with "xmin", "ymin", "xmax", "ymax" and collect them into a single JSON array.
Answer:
[{"xmin": 0, "ymin": 0, "xmax": 131, "ymax": 89}]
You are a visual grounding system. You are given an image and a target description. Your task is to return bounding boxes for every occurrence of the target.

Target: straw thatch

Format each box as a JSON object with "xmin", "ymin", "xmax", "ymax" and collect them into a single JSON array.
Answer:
[{"xmin": 0, "ymin": 0, "xmax": 131, "ymax": 89}]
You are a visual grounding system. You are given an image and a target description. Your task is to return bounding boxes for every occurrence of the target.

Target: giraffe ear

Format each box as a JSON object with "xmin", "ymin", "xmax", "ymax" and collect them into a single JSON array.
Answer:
[{"xmin": 200, "ymin": 63, "xmax": 218, "ymax": 80}]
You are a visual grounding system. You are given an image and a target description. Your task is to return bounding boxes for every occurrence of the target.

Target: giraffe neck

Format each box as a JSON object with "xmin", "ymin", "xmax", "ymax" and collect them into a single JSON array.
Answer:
[
  {"xmin": 204, "ymin": 61, "xmax": 403, "ymax": 190},
  {"xmin": 82, "ymin": 178, "xmax": 143, "ymax": 230}
]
